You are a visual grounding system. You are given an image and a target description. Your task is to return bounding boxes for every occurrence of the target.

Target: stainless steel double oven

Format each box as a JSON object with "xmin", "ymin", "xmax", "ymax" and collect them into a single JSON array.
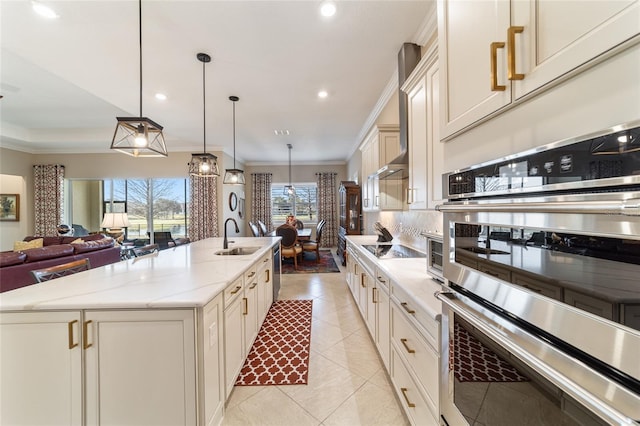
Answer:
[{"xmin": 437, "ymin": 122, "xmax": 640, "ymax": 425}]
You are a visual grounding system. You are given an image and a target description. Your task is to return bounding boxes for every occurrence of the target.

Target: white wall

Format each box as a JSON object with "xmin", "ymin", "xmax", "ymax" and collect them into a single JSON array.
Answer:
[{"xmin": 0, "ymin": 174, "xmax": 29, "ymax": 251}]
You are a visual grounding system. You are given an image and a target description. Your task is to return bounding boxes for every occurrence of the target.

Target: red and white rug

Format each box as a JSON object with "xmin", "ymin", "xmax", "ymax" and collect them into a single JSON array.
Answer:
[
  {"xmin": 235, "ymin": 299, "xmax": 313, "ymax": 386},
  {"xmin": 454, "ymin": 321, "xmax": 529, "ymax": 382}
]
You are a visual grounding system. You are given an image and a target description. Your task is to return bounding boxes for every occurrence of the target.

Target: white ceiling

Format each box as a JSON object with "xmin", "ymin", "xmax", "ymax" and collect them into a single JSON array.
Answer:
[{"xmin": 0, "ymin": 0, "xmax": 435, "ymax": 165}]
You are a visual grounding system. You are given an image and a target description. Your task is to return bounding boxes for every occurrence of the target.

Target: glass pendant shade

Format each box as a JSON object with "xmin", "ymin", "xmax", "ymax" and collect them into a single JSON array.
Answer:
[
  {"xmin": 189, "ymin": 52, "xmax": 220, "ymax": 177},
  {"xmin": 223, "ymin": 95, "xmax": 245, "ymax": 185},
  {"xmin": 111, "ymin": 0, "xmax": 167, "ymax": 157}
]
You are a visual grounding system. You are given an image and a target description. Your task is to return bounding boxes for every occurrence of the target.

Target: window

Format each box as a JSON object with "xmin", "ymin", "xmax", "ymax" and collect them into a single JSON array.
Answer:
[
  {"xmin": 271, "ymin": 183, "xmax": 317, "ymax": 224},
  {"xmin": 103, "ymin": 178, "xmax": 189, "ymax": 240}
]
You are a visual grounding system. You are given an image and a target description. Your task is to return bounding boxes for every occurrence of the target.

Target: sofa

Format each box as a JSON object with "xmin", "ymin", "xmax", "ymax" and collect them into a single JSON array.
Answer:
[{"xmin": 0, "ymin": 234, "xmax": 121, "ymax": 293}]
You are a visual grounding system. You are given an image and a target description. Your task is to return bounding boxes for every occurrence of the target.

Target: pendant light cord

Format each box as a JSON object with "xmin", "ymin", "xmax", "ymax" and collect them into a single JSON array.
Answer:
[
  {"xmin": 138, "ymin": 0, "xmax": 143, "ymax": 117},
  {"xmin": 202, "ymin": 57, "xmax": 206, "ymax": 153},
  {"xmin": 288, "ymin": 144, "xmax": 292, "ymax": 186},
  {"xmin": 232, "ymin": 101, "xmax": 236, "ymax": 168}
]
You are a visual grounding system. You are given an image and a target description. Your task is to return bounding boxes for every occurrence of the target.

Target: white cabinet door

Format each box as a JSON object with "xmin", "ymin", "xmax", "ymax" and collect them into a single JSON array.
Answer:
[
  {"xmin": 438, "ymin": 0, "xmax": 511, "ymax": 138},
  {"xmin": 243, "ymin": 272, "xmax": 260, "ymax": 352},
  {"xmin": 257, "ymin": 254, "xmax": 272, "ymax": 323},
  {"xmin": 426, "ymin": 57, "xmax": 444, "ymax": 209},
  {"xmin": 407, "ymin": 73, "xmax": 428, "ymax": 210},
  {"xmin": 84, "ymin": 309, "xmax": 197, "ymax": 426},
  {"xmin": 224, "ymin": 289, "xmax": 245, "ymax": 398},
  {"xmin": 512, "ymin": 0, "xmax": 640, "ymax": 100},
  {"xmin": 376, "ymin": 282, "xmax": 391, "ymax": 370},
  {"xmin": 202, "ymin": 295, "xmax": 224, "ymax": 426},
  {"xmin": 0, "ymin": 311, "xmax": 83, "ymax": 426}
]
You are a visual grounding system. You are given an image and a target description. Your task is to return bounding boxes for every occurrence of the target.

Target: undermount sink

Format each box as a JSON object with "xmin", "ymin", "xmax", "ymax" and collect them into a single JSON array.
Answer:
[
  {"xmin": 214, "ymin": 246, "xmax": 261, "ymax": 256},
  {"xmin": 462, "ymin": 247, "xmax": 510, "ymax": 255}
]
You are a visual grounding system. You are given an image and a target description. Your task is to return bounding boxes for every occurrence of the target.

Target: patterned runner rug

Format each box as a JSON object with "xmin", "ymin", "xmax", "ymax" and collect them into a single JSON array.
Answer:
[
  {"xmin": 281, "ymin": 250, "xmax": 340, "ymax": 274},
  {"xmin": 454, "ymin": 321, "xmax": 529, "ymax": 382},
  {"xmin": 235, "ymin": 299, "xmax": 313, "ymax": 386}
]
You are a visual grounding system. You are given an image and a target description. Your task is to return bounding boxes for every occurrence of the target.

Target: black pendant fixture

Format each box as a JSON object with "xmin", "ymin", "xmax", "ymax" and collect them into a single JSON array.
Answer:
[
  {"xmin": 189, "ymin": 52, "xmax": 220, "ymax": 177},
  {"xmin": 284, "ymin": 143, "xmax": 295, "ymax": 195},
  {"xmin": 110, "ymin": 0, "xmax": 167, "ymax": 157},
  {"xmin": 223, "ymin": 96, "xmax": 245, "ymax": 184}
]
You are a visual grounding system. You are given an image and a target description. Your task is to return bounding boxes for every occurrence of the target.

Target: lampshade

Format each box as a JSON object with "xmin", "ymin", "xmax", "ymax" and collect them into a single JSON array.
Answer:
[
  {"xmin": 100, "ymin": 213, "xmax": 130, "ymax": 230},
  {"xmin": 110, "ymin": 0, "xmax": 167, "ymax": 158},
  {"xmin": 284, "ymin": 143, "xmax": 295, "ymax": 195},
  {"xmin": 189, "ymin": 52, "xmax": 220, "ymax": 177},
  {"xmin": 223, "ymin": 96, "xmax": 245, "ymax": 185},
  {"xmin": 590, "ymin": 129, "xmax": 640, "ymax": 155}
]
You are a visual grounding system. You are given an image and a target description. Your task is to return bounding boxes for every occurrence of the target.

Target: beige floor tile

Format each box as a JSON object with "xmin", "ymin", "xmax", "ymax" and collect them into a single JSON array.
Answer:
[
  {"xmin": 278, "ymin": 352, "xmax": 366, "ymax": 422},
  {"xmin": 322, "ymin": 381, "xmax": 409, "ymax": 426},
  {"xmin": 310, "ymin": 317, "xmax": 356, "ymax": 353},
  {"xmin": 225, "ymin": 385, "xmax": 265, "ymax": 409},
  {"xmin": 320, "ymin": 327, "xmax": 384, "ymax": 380},
  {"xmin": 221, "ymin": 386, "xmax": 320, "ymax": 426}
]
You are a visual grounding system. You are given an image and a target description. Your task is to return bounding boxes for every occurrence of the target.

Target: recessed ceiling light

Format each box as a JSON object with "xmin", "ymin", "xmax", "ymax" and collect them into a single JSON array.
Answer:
[
  {"xmin": 318, "ymin": 90, "xmax": 328, "ymax": 99},
  {"xmin": 320, "ymin": 1, "xmax": 336, "ymax": 17},
  {"xmin": 274, "ymin": 130, "xmax": 290, "ymax": 136},
  {"xmin": 155, "ymin": 93, "xmax": 167, "ymax": 101},
  {"xmin": 32, "ymin": 1, "xmax": 59, "ymax": 19}
]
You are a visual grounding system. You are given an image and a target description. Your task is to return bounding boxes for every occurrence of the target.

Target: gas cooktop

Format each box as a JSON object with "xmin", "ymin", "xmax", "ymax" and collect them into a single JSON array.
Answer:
[{"xmin": 362, "ymin": 244, "xmax": 426, "ymax": 259}]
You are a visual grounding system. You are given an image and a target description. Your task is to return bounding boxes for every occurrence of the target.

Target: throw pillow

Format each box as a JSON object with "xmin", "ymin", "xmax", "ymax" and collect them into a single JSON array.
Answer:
[
  {"xmin": 71, "ymin": 238, "xmax": 84, "ymax": 244},
  {"xmin": 14, "ymin": 238, "xmax": 43, "ymax": 252}
]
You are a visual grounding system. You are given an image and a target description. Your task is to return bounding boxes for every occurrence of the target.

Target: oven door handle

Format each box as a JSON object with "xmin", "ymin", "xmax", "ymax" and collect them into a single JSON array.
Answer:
[
  {"xmin": 436, "ymin": 199, "xmax": 640, "ymax": 216},
  {"xmin": 434, "ymin": 290, "xmax": 639, "ymax": 425}
]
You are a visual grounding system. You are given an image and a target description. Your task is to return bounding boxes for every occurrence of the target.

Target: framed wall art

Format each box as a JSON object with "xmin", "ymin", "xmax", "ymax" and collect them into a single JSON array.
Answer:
[{"xmin": 0, "ymin": 194, "xmax": 20, "ymax": 221}]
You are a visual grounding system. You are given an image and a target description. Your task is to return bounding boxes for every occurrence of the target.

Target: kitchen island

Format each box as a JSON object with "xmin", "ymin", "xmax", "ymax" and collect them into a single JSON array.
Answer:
[{"xmin": 0, "ymin": 237, "xmax": 280, "ymax": 426}]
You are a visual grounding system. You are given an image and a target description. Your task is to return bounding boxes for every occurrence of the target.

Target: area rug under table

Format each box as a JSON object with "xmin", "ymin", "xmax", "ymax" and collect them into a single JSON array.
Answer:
[
  {"xmin": 235, "ymin": 299, "xmax": 313, "ymax": 386},
  {"xmin": 281, "ymin": 249, "xmax": 340, "ymax": 274}
]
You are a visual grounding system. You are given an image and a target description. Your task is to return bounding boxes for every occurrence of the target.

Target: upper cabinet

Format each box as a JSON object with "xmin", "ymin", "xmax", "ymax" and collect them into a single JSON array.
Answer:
[
  {"xmin": 360, "ymin": 125, "xmax": 404, "ymax": 212},
  {"xmin": 404, "ymin": 45, "xmax": 443, "ymax": 210},
  {"xmin": 438, "ymin": 0, "xmax": 640, "ymax": 139}
]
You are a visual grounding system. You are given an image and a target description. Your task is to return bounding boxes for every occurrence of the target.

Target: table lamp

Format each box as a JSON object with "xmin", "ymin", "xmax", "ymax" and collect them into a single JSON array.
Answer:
[{"xmin": 101, "ymin": 212, "xmax": 130, "ymax": 243}]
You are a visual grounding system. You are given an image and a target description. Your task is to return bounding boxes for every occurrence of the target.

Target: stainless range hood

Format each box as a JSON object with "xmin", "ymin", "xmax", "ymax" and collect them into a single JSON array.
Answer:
[{"xmin": 373, "ymin": 43, "xmax": 421, "ymax": 180}]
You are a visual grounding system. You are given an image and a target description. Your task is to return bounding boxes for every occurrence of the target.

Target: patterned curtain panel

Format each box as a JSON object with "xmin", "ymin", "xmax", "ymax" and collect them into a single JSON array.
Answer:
[
  {"xmin": 316, "ymin": 172, "xmax": 337, "ymax": 247},
  {"xmin": 251, "ymin": 173, "xmax": 273, "ymax": 233},
  {"xmin": 188, "ymin": 162, "xmax": 219, "ymax": 242},
  {"xmin": 33, "ymin": 164, "xmax": 65, "ymax": 236}
]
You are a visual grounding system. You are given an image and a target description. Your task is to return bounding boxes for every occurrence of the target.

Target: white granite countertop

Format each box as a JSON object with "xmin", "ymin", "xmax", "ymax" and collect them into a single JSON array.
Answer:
[
  {"xmin": 455, "ymin": 238, "xmax": 640, "ymax": 304},
  {"xmin": 0, "ymin": 237, "xmax": 280, "ymax": 311},
  {"xmin": 346, "ymin": 235, "xmax": 443, "ymax": 321}
]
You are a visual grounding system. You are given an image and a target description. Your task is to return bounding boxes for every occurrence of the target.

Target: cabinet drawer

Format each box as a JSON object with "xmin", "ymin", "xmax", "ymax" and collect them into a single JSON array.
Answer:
[
  {"xmin": 390, "ymin": 283, "xmax": 440, "ymax": 350},
  {"xmin": 391, "ymin": 303, "xmax": 439, "ymax": 406},
  {"xmin": 564, "ymin": 289, "xmax": 615, "ymax": 321},
  {"xmin": 478, "ymin": 261, "xmax": 511, "ymax": 282},
  {"xmin": 511, "ymin": 272, "xmax": 562, "ymax": 301},
  {"xmin": 390, "ymin": 347, "xmax": 438, "ymax": 426},
  {"xmin": 224, "ymin": 276, "xmax": 244, "ymax": 308},
  {"xmin": 375, "ymin": 267, "xmax": 390, "ymax": 290}
]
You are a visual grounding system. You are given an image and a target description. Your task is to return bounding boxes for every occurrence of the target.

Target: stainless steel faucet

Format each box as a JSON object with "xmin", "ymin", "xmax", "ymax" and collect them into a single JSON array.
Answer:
[{"xmin": 224, "ymin": 218, "xmax": 239, "ymax": 249}]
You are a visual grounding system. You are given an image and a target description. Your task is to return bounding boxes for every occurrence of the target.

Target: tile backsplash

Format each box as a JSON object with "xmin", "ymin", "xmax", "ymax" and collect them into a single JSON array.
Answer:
[{"xmin": 363, "ymin": 210, "xmax": 443, "ymax": 251}]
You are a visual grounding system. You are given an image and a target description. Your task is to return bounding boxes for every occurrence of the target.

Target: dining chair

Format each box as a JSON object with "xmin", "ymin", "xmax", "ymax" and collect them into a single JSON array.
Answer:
[
  {"xmin": 30, "ymin": 258, "xmax": 91, "ymax": 283},
  {"xmin": 132, "ymin": 243, "xmax": 160, "ymax": 258},
  {"xmin": 148, "ymin": 231, "xmax": 176, "ymax": 250},
  {"xmin": 294, "ymin": 219, "xmax": 304, "ymax": 230},
  {"xmin": 248, "ymin": 221, "xmax": 261, "ymax": 237},
  {"xmin": 302, "ymin": 219, "xmax": 326, "ymax": 263},
  {"xmin": 276, "ymin": 224, "xmax": 303, "ymax": 270},
  {"xmin": 257, "ymin": 220, "xmax": 268, "ymax": 237}
]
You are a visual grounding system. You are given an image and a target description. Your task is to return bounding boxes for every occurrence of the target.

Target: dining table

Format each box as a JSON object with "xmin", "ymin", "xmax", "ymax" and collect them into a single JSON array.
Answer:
[{"xmin": 269, "ymin": 227, "xmax": 312, "ymax": 241}]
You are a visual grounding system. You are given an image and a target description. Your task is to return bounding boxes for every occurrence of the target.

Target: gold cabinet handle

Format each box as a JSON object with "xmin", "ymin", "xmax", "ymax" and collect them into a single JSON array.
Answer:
[
  {"xmin": 263, "ymin": 258, "xmax": 269, "ymax": 263},
  {"xmin": 401, "ymin": 302, "xmax": 415, "ymax": 315},
  {"xmin": 249, "ymin": 282, "xmax": 258, "ymax": 289},
  {"xmin": 400, "ymin": 388, "xmax": 416, "ymax": 408},
  {"xmin": 247, "ymin": 271, "xmax": 256, "ymax": 278},
  {"xmin": 265, "ymin": 269, "xmax": 270, "ymax": 283},
  {"xmin": 490, "ymin": 42, "xmax": 506, "ymax": 91},
  {"xmin": 372, "ymin": 287, "xmax": 378, "ymax": 303},
  {"xmin": 406, "ymin": 188, "xmax": 413, "ymax": 204},
  {"xmin": 377, "ymin": 276, "xmax": 386, "ymax": 284},
  {"xmin": 83, "ymin": 320, "xmax": 93, "ymax": 350},
  {"xmin": 507, "ymin": 26, "xmax": 524, "ymax": 80},
  {"xmin": 400, "ymin": 338, "xmax": 416, "ymax": 354},
  {"xmin": 68, "ymin": 320, "xmax": 78, "ymax": 349},
  {"xmin": 243, "ymin": 297, "xmax": 248, "ymax": 315},
  {"xmin": 230, "ymin": 285, "xmax": 242, "ymax": 295},
  {"xmin": 361, "ymin": 272, "xmax": 366, "ymax": 288}
]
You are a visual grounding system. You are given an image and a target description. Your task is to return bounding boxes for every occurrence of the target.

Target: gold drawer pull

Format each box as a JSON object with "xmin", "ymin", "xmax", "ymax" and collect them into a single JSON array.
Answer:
[
  {"xmin": 83, "ymin": 320, "xmax": 93, "ymax": 350},
  {"xmin": 361, "ymin": 273, "xmax": 366, "ymax": 288},
  {"xmin": 243, "ymin": 297, "xmax": 248, "ymax": 315},
  {"xmin": 372, "ymin": 287, "xmax": 378, "ymax": 303},
  {"xmin": 377, "ymin": 276, "xmax": 386, "ymax": 284},
  {"xmin": 266, "ymin": 269, "xmax": 270, "ymax": 283},
  {"xmin": 400, "ymin": 338, "xmax": 416, "ymax": 354},
  {"xmin": 230, "ymin": 285, "xmax": 242, "ymax": 295},
  {"xmin": 68, "ymin": 320, "xmax": 78, "ymax": 349},
  {"xmin": 507, "ymin": 26, "xmax": 524, "ymax": 80},
  {"xmin": 247, "ymin": 271, "xmax": 256, "ymax": 278},
  {"xmin": 400, "ymin": 388, "xmax": 416, "ymax": 408},
  {"xmin": 401, "ymin": 302, "xmax": 415, "ymax": 315},
  {"xmin": 490, "ymin": 41, "xmax": 506, "ymax": 91},
  {"xmin": 249, "ymin": 282, "xmax": 258, "ymax": 289},
  {"xmin": 263, "ymin": 258, "xmax": 269, "ymax": 263}
]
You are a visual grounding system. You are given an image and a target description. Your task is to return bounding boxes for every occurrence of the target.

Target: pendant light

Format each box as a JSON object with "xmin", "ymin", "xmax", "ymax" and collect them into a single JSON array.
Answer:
[
  {"xmin": 284, "ymin": 143, "xmax": 295, "ymax": 195},
  {"xmin": 189, "ymin": 53, "xmax": 220, "ymax": 177},
  {"xmin": 223, "ymin": 96, "xmax": 245, "ymax": 184},
  {"xmin": 110, "ymin": 0, "xmax": 167, "ymax": 157}
]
